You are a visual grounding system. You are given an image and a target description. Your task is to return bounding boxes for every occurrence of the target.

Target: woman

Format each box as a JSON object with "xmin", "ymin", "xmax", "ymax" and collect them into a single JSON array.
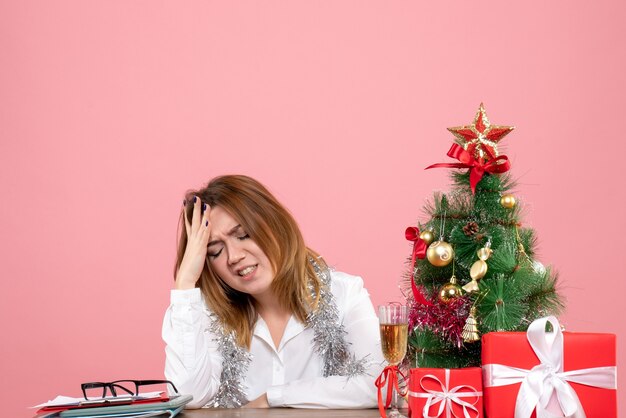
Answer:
[{"xmin": 162, "ymin": 175, "xmax": 383, "ymax": 408}]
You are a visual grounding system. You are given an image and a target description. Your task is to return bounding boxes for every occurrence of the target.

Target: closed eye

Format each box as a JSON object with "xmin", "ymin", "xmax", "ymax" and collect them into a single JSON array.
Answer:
[
  {"xmin": 237, "ymin": 234, "xmax": 250, "ymax": 241},
  {"xmin": 207, "ymin": 247, "xmax": 223, "ymax": 258}
]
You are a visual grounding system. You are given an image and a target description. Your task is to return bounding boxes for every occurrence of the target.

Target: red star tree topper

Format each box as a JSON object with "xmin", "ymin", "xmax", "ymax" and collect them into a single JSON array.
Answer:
[{"xmin": 447, "ymin": 103, "xmax": 515, "ymax": 160}]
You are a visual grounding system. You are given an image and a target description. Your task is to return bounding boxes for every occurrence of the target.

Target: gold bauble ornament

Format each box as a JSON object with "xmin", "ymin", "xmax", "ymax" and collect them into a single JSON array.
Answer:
[
  {"xmin": 419, "ymin": 230, "xmax": 435, "ymax": 246},
  {"xmin": 426, "ymin": 241, "xmax": 454, "ymax": 267},
  {"xmin": 438, "ymin": 275, "xmax": 463, "ymax": 303},
  {"xmin": 500, "ymin": 194, "xmax": 516, "ymax": 209}
]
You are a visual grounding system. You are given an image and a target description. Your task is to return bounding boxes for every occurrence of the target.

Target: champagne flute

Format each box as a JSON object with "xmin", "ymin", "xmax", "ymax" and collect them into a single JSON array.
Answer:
[{"xmin": 379, "ymin": 304, "xmax": 408, "ymax": 418}]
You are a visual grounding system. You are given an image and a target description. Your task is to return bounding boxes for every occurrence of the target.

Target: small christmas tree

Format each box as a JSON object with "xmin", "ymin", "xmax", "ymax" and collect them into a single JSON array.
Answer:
[{"xmin": 405, "ymin": 104, "xmax": 564, "ymax": 368}]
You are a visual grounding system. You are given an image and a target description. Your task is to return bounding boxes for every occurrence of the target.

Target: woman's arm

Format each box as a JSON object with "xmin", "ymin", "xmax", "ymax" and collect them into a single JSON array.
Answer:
[
  {"xmin": 162, "ymin": 287, "xmax": 223, "ymax": 408},
  {"xmin": 265, "ymin": 272, "xmax": 385, "ymax": 408}
]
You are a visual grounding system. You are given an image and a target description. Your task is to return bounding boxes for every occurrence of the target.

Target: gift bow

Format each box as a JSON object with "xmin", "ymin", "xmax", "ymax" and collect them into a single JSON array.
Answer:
[
  {"xmin": 408, "ymin": 369, "xmax": 482, "ymax": 418},
  {"xmin": 405, "ymin": 227, "xmax": 433, "ymax": 307},
  {"xmin": 483, "ymin": 316, "xmax": 617, "ymax": 418},
  {"xmin": 405, "ymin": 226, "xmax": 427, "ymax": 265},
  {"xmin": 375, "ymin": 365, "xmax": 407, "ymax": 418},
  {"xmin": 425, "ymin": 143, "xmax": 511, "ymax": 193}
]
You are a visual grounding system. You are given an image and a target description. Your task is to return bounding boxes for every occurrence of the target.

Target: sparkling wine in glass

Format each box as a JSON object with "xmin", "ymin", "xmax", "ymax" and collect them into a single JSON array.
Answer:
[{"xmin": 379, "ymin": 304, "xmax": 408, "ymax": 418}]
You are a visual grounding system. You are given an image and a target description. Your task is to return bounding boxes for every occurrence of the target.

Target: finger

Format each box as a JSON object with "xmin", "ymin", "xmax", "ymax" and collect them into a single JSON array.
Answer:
[
  {"xmin": 182, "ymin": 203, "xmax": 191, "ymax": 236},
  {"xmin": 201, "ymin": 204, "xmax": 212, "ymax": 244},
  {"xmin": 191, "ymin": 196, "xmax": 201, "ymax": 234}
]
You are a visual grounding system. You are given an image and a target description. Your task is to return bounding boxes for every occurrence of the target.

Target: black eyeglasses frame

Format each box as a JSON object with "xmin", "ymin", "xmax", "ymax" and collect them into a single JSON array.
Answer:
[{"xmin": 81, "ymin": 379, "xmax": 178, "ymax": 400}]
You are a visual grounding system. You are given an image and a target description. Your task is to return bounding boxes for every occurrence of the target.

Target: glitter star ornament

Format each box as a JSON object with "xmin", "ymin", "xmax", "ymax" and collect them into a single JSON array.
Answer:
[{"xmin": 447, "ymin": 103, "xmax": 515, "ymax": 160}]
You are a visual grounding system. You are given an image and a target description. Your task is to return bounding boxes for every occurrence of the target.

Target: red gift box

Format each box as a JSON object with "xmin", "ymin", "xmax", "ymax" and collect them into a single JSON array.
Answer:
[
  {"xmin": 482, "ymin": 316, "xmax": 617, "ymax": 418},
  {"xmin": 408, "ymin": 367, "xmax": 483, "ymax": 418}
]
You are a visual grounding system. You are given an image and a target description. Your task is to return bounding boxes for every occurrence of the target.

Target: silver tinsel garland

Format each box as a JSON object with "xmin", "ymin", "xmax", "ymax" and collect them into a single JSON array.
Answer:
[
  {"xmin": 207, "ymin": 257, "xmax": 368, "ymax": 408},
  {"xmin": 208, "ymin": 314, "xmax": 252, "ymax": 408},
  {"xmin": 308, "ymin": 257, "xmax": 369, "ymax": 378}
]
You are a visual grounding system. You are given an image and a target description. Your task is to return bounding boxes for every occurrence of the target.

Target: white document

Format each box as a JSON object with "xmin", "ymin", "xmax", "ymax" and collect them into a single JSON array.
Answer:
[{"xmin": 31, "ymin": 392, "xmax": 164, "ymax": 408}]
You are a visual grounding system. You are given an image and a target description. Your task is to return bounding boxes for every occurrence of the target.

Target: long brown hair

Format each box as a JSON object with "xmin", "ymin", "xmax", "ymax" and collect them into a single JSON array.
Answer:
[{"xmin": 174, "ymin": 175, "xmax": 324, "ymax": 348}]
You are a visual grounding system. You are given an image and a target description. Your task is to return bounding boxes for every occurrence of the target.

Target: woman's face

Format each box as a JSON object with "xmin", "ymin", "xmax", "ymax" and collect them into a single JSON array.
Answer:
[{"xmin": 206, "ymin": 206, "xmax": 275, "ymax": 299}]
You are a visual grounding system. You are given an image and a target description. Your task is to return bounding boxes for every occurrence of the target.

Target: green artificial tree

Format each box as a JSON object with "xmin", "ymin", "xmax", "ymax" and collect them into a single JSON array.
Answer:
[{"xmin": 404, "ymin": 104, "xmax": 564, "ymax": 369}]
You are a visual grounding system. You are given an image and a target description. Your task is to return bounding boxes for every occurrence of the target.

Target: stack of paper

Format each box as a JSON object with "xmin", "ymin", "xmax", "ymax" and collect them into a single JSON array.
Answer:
[
  {"xmin": 31, "ymin": 393, "xmax": 192, "ymax": 418},
  {"xmin": 33, "ymin": 392, "xmax": 164, "ymax": 409}
]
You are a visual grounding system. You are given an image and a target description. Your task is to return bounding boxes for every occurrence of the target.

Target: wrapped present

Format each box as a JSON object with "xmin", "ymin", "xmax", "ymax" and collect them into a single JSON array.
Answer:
[
  {"xmin": 482, "ymin": 316, "xmax": 617, "ymax": 418},
  {"xmin": 408, "ymin": 367, "xmax": 483, "ymax": 418}
]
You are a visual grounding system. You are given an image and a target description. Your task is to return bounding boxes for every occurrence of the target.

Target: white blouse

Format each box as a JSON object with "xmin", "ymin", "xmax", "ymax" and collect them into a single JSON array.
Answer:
[{"xmin": 162, "ymin": 271, "xmax": 385, "ymax": 409}]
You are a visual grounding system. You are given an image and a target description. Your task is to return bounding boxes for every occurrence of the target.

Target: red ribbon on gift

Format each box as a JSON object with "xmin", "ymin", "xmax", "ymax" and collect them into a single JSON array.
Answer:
[
  {"xmin": 425, "ymin": 144, "xmax": 511, "ymax": 193},
  {"xmin": 405, "ymin": 227, "xmax": 433, "ymax": 307},
  {"xmin": 375, "ymin": 365, "xmax": 407, "ymax": 418}
]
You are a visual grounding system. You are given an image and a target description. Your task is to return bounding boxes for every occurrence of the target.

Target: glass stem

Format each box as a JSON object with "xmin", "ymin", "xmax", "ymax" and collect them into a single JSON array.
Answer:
[{"xmin": 391, "ymin": 384, "xmax": 398, "ymax": 412}]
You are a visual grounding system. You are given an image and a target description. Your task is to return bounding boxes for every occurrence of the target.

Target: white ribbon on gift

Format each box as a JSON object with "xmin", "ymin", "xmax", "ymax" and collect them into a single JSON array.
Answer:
[
  {"xmin": 483, "ymin": 316, "xmax": 617, "ymax": 418},
  {"xmin": 408, "ymin": 368, "xmax": 482, "ymax": 418}
]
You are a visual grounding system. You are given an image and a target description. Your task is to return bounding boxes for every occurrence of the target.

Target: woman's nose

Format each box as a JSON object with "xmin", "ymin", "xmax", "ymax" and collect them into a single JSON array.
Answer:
[{"xmin": 227, "ymin": 247, "xmax": 246, "ymax": 265}]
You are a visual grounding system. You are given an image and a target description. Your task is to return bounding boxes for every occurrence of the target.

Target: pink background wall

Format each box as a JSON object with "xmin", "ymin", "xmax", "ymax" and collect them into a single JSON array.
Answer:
[{"xmin": 2, "ymin": 1, "xmax": 624, "ymax": 416}]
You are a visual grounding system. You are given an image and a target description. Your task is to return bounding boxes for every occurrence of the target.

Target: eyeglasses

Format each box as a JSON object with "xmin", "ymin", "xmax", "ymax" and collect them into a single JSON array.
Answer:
[{"xmin": 81, "ymin": 379, "xmax": 178, "ymax": 400}]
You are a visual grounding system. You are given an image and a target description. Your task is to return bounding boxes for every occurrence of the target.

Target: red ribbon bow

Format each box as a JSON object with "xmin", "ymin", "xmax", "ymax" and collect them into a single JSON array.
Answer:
[
  {"xmin": 425, "ymin": 143, "xmax": 511, "ymax": 193},
  {"xmin": 405, "ymin": 227, "xmax": 433, "ymax": 306},
  {"xmin": 375, "ymin": 365, "xmax": 407, "ymax": 418},
  {"xmin": 405, "ymin": 227, "xmax": 427, "ymax": 267}
]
